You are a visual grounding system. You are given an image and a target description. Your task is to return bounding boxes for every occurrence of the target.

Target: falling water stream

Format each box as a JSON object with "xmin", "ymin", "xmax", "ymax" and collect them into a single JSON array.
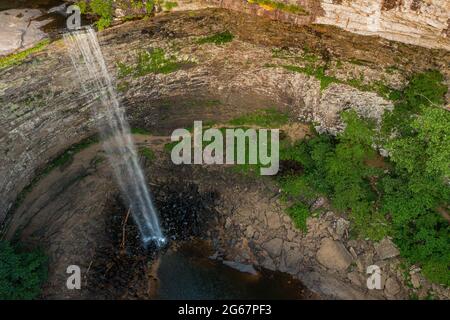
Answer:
[{"xmin": 63, "ymin": 27, "xmax": 165, "ymax": 246}]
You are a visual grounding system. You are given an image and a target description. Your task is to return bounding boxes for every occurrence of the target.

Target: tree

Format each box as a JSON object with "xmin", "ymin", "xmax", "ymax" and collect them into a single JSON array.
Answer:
[{"xmin": 0, "ymin": 241, "xmax": 48, "ymax": 300}]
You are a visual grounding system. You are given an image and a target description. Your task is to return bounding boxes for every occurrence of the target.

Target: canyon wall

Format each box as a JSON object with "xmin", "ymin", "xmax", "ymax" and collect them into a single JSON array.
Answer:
[
  {"xmin": 75, "ymin": 0, "xmax": 450, "ymax": 50},
  {"xmin": 314, "ymin": 0, "xmax": 450, "ymax": 50},
  {"xmin": 1, "ymin": 9, "xmax": 448, "ymax": 225},
  {"xmin": 208, "ymin": 0, "xmax": 450, "ymax": 50}
]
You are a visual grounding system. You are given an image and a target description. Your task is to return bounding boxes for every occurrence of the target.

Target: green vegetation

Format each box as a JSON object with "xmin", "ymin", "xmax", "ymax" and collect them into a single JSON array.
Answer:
[
  {"xmin": 131, "ymin": 127, "xmax": 151, "ymax": 135},
  {"xmin": 117, "ymin": 48, "xmax": 181, "ymax": 78},
  {"xmin": 139, "ymin": 146, "xmax": 155, "ymax": 161},
  {"xmin": 248, "ymin": 0, "xmax": 308, "ymax": 15},
  {"xmin": 228, "ymin": 108, "xmax": 289, "ymax": 128},
  {"xmin": 273, "ymin": 70, "xmax": 449, "ymax": 285},
  {"xmin": 282, "ymin": 64, "xmax": 392, "ymax": 96},
  {"xmin": 271, "ymin": 48, "xmax": 392, "ymax": 96},
  {"xmin": 286, "ymin": 203, "xmax": 309, "ymax": 231},
  {"xmin": 163, "ymin": 1, "xmax": 178, "ymax": 10},
  {"xmin": 279, "ymin": 112, "xmax": 391, "ymax": 239},
  {"xmin": 76, "ymin": 0, "xmax": 113, "ymax": 31},
  {"xmin": 197, "ymin": 31, "xmax": 234, "ymax": 45},
  {"xmin": 0, "ymin": 39, "xmax": 50, "ymax": 70},
  {"xmin": 283, "ymin": 65, "xmax": 337, "ymax": 91},
  {"xmin": 0, "ymin": 241, "xmax": 47, "ymax": 300},
  {"xmin": 145, "ymin": 0, "xmax": 155, "ymax": 13},
  {"xmin": 76, "ymin": 0, "xmax": 88, "ymax": 13}
]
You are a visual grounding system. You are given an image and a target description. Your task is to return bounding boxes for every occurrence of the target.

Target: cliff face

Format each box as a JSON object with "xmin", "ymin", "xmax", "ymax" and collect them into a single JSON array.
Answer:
[
  {"xmin": 315, "ymin": 0, "xmax": 450, "ymax": 50},
  {"xmin": 206, "ymin": 0, "xmax": 450, "ymax": 49},
  {"xmin": 70, "ymin": 0, "xmax": 450, "ymax": 50},
  {"xmin": 1, "ymin": 8, "xmax": 448, "ymax": 224}
]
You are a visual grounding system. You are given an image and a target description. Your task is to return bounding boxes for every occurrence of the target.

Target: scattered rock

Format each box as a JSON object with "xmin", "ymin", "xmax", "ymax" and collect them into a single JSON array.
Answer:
[
  {"xmin": 224, "ymin": 217, "xmax": 232, "ymax": 229},
  {"xmin": 374, "ymin": 238, "xmax": 400, "ymax": 260},
  {"xmin": 335, "ymin": 218, "xmax": 349, "ymax": 239},
  {"xmin": 410, "ymin": 273, "xmax": 421, "ymax": 289},
  {"xmin": 245, "ymin": 225, "xmax": 255, "ymax": 238},
  {"xmin": 355, "ymin": 258, "xmax": 365, "ymax": 273},
  {"xmin": 347, "ymin": 271, "xmax": 363, "ymax": 287},
  {"xmin": 384, "ymin": 277, "xmax": 401, "ymax": 296},
  {"xmin": 266, "ymin": 211, "xmax": 281, "ymax": 229},
  {"xmin": 349, "ymin": 247, "xmax": 358, "ymax": 259},
  {"xmin": 262, "ymin": 238, "xmax": 283, "ymax": 258},
  {"xmin": 286, "ymin": 229, "xmax": 296, "ymax": 241},
  {"xmin": 316, "ymin": 238, "xmax": 353, "ymax": 271},
  {"xmin": 311, "ymin": 197, "xmax": 327, "ymax": 211},
  {"xmin": 261, "ymin": 256, "xmax": 276, "ymax": 271}
]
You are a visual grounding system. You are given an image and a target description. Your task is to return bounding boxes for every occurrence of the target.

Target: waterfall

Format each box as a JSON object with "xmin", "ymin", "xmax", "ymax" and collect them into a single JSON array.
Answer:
[{"xmin": 63, "ymin": 27, "xmax": 165, "ymax": 247}]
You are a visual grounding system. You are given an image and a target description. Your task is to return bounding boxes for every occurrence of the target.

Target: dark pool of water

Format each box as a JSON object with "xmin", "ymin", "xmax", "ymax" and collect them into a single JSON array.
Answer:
[{"xmin": 154, "ymin": 241, "xmax": 312, "ymax": 300}]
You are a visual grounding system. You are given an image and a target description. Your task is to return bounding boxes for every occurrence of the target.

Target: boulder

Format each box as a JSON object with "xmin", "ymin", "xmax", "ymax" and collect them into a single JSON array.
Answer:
[
  {"xmin": 265, "ymin": 211, "xmax": 281, "ymax": 229},
  {"xmin": 262, "ymin": 238, "xmax": 283, "ymax": 258},
  {"xmin": 335, "ymin": 217, "xmax": 350, "ymax": 239},
  {"xmin": 384, "ymin": 277, "xmax": 401, "ymax": 296},
  {"xmin": 375, "ymin": 238, "xmax": 400, "ymax": 260},
  {"xmin": 316, "ymin": 238, "xmax": 353, "ymax": 271}
]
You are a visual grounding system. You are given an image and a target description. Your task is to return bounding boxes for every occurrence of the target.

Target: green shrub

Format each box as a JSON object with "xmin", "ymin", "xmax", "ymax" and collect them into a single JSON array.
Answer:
[
  {"xmin": 0, "ymin": 241, "xmax": 48, "ymax": 300},
  {"xmin": 163, "ymin": 1, "xmax": 178, "ymax": 10},
  {"xmin": 90, "ymin": 0, "xmax": 113, "ymax": 18},
  {"xmin": 139, "ymin": 146, "xmax": 155, "ymax": 161},
  {"xmin": 286, "ymin": 203, "xmax": 309, "ymax": 231},
  {"xmin": 77, "ymin": 0, "xmax": 113, "ymax": 31},
  {"xmin": 228, "ymin": 108, "xmax": 289, "ymax": 128},
  {"xmin": 145, "ymin": 0, "xmax": 155, "ymax": 13},
  {"xmin": 135, "ymin": 49, "xmax": 179, "ymax": 76},
  {"xmin": 197, "ymin": 31, "xmax": 234, "ymax": 45},
  {"xmin": 382, "ymin": 70, "xmax": 448, "ymax": 137},
  {"xmin": 274, "ymin": 70, "xmax": 449, "ymax": 284}
]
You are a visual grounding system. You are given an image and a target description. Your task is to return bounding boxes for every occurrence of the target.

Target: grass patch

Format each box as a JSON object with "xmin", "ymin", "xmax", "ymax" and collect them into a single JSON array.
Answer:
[
  {"xmin": 131, "ymin": 127, "xmax": 151, "ymax": 135},
  {"xmin": 139, "ymin": 146, "xmax": 155, "ymax": 161},
  {"xmin": 197, "ymin": 31, "xmax": 234, "ymax": 45},
  {"xmin": 0, "ymin": 39, "xmax": 50, "ymax": 70},
  {"xmin": 163, "ymin": 1, "xmax": 178, "ymax": 10},
  {"xmin": 117, "ymin": 48, "xmax": 181, "ymax": 78},
  {"xmin": 228, "ymin": 108, "xmax": 289, "ymax": 128},
  {"xmin": 76, "ymin": 0, "xmax": 113, "ymax": 31},
  {"xmin": 282, "ymin": 65, "xmax": 337, "ymax": 90},
  {"xmin": 282, "ymin": 64, "xmax": 394, "ymax": 97},
  {"xmin": 248, "ymin": 0, "xmax": 308, "ymax": 15},
  {"xmin": 286, "ymin": 203, "xmax": 309, "ymax": 231}
]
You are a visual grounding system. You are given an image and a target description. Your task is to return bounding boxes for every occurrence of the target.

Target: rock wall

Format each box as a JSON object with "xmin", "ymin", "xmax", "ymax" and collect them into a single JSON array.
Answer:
[
  {"xmin": 204, "ymin": 0, "xmax": 450, "ymax": 49},
  {"xmin": 315, "ymin": 0, "xmax": 450, "ymax": 50},
  {"xmin": 0, "ymin": 9, "xmax": 448, "ymax": 225}
]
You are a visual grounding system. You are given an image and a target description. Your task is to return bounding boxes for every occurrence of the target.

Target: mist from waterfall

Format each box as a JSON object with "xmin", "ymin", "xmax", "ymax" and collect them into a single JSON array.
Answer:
[{"xmin": 63, "ymin": 27, "xmax": 165, "ymax": 246}]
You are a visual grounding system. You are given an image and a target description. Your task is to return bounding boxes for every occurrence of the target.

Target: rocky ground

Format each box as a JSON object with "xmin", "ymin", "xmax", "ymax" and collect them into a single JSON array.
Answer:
[{"xmin": 4, "ymin": 130, "xmax": 449, "ymax": 300}]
